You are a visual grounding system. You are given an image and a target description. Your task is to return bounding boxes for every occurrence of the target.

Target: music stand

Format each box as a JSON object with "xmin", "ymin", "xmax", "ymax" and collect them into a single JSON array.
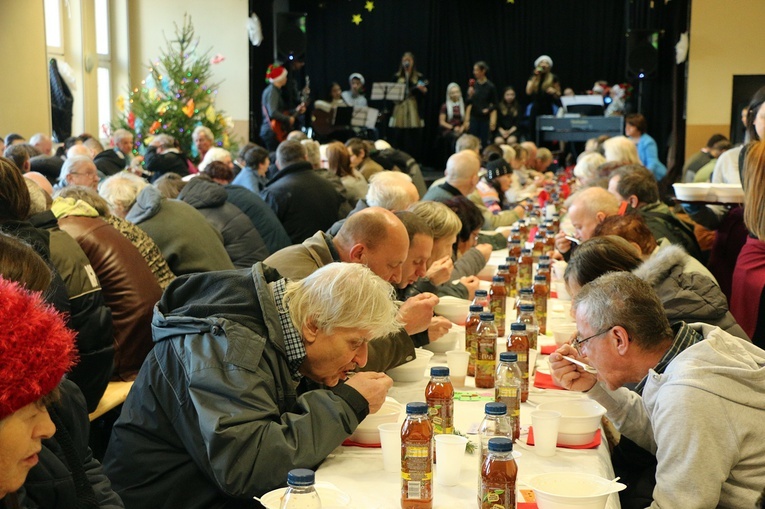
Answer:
[{"xmin": 371, "ymin": 82, "xmax": 405, "ymax": 101}]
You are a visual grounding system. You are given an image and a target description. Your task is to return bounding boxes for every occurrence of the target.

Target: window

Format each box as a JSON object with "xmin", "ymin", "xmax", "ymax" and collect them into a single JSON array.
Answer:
[
  {"xmin": 95, "ymin": 0, "xmax": 112, "ymax": 137},
  {"xmin": 44, "ymin": 0, "xmax": 63, "ymax": 54}
]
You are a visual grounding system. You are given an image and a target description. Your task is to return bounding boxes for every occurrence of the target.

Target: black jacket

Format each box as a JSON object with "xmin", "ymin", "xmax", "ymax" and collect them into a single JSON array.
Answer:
[
  {"xmin": 260, "ymin": 161, "xmax": 343, "ymax": 244},
  {"xmin": 143, "ymin": 146, "xmax": 190, "ymax": 182},
  {"xmin": 93, "ymin": 150, "xmax": 127, "ymax": 177},
  {"xmin": 224, "ymin": 184, "xmax": 292, "ymax": 254}
]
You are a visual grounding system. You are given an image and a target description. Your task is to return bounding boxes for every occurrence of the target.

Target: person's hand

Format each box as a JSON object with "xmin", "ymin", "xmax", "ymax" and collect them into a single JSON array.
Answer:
[
  {"xmin": 455, "ymin": 125, "xmax": 464, "ymax": 135},
  {"xmin": 554, "ymin": 230, "xmax": 572, "ymax": 255},
  {"xmin": 288, "ymin": 116, "xmax": 296, "ymax": 126},
  {"xmin": 546, "ymin": 87, "xmax": 558, "ymax": 96},
  {"xmin": 426, "ymin": 256, "xmax": 454, "ymax": 286},
  {"xmin": 398, "ymin": 293, "xmax": 439, "ymax": 335},
  {"xmin": 467, "ymin": 86, "xmax": 475, "ymax": 98},
  {"xmin": 417, "ymin": 85, "xmax": 428, "ymax": 94},
  {"xmin": 458, "ymin": 276, "xmax": 480, "ymax": 300},
  {"xmin": 489, "ymin": 123, "xmax": 497, "ymax": 132},
  {"xmin": 296, "ymin": 102, "xmax": 307, "ymax": 114},
  {"xmin": 475, "ymin": 243, "xmax": 493, "ymax": 261},
  {"xmin": 344, "ymin": 372, "xmax": 393, "ymax": 414},
  {"xmin": 427, "ymin": 316, "xmax": 453, "ymax": 343},
  {"xmin": 548, "ymin": 344, "xmax": 597, "ymax": 392},
  {"xmin": 513, "ymin": 205, "xmax": 526, "ymax": 218}
]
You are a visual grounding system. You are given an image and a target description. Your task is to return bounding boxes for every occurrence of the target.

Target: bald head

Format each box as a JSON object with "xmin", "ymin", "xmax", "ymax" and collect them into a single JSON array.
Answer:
[
  {"xmin": 23, "ymin": 171, "xmax": 53, "ymax": 197},
  {"xmin": 567, "ymin": 187, "xmax": 620, "ymax": 242},
  {"xmin": 67, "ymin": 144, "xmax": 93, "ymax": 160},
  {"xmin": 334, "ymin": 207, "xmax": 409, "ymax": 284},
  {"xmin": 445, "ymin": 150, "xmax": 480, "ymax": 195}
]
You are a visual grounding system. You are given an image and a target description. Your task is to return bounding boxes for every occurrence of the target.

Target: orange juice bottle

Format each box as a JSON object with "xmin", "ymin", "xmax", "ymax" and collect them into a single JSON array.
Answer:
[
  {"xmin": 401, "ymin": 402, "xmax": 433, "ymax": 509},
  {"xmin": 489, "ymin": 276, "xmax": 507, "ymax": 337},
  {"xmin": 507, "ymin": 322, "xmax": 529, "ymax": 402},
  {"xmin": 475, "ymin": 313, "xmax": 498, "ymax": 389},
  {"xmin": 466, "ymin": 305, "xmax": 483, "ymax": 377}
]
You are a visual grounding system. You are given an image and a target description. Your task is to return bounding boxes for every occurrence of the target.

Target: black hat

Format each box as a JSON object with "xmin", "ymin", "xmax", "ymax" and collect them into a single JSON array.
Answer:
[{"xmin": 486, "ymin": 158, "xmax": 512, "ymax": 181}]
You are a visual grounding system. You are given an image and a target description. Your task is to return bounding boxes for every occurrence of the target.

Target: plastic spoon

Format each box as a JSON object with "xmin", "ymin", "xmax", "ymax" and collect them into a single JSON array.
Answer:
[{"xmin": 561, "ymin": 355, "xmax": 598, "ymax": 374}]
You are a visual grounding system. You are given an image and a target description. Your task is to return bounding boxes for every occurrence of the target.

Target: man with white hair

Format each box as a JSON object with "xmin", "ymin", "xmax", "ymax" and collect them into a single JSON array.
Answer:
[
  {"xmin": 554, "ymin": 186, "xmax": 620, "ymax": 260},
  {"xmin": 93, "ymin": 129, "xmax": 134, "ymax": 176},
  {"xmin": 56, "ymin": 156, "xmax": 100, "ymax": 190},
  {"xmin": 143, "ymin": 133, "xmax": 190, "ymax": 182},
  {"xmin": 327, "ymin": 170, "xmax": 420, "ymax": 235},
  {"xmin": 29, "ymin": 133, "xmax": 53, "ymax": 156},
  {"xmin": 104, "ymin": 262, "xmax": 400, "ymax": 508}
]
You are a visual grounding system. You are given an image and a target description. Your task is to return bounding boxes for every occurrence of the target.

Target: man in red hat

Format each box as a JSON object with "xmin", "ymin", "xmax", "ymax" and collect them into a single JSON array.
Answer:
[{"xmin": 260, "ymin": 63, "xmax": 305, "ymax": 151}]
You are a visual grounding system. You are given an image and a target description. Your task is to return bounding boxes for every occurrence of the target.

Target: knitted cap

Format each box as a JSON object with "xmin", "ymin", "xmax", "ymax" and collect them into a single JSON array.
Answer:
[
  {"xmin": 265, "ymin": 64, "xmax": 287, "ymax": 82},
  {"xmin": 0, "ymin": 277, "xmax": 77, "ymax": 419},
  {"xmin": 349, "ymin": 73, "xmax": 365, "ymax": 85},
  {"xmin": 486, "ymin": 158, "xmax": 512, "ymax": 181}
]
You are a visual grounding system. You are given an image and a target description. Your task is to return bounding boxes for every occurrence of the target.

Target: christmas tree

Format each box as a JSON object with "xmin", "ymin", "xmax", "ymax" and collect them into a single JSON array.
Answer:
[{"xmin": 113, "ymin": 15, "xmax": 235, "ymax": 160}]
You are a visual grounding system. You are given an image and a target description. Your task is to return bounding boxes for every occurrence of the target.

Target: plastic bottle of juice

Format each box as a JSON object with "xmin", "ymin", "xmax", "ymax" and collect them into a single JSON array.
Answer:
[
  {"xmin": 475, "ymin": 313, "xmax": 498, "ymax": 389},
  {"xmin": 479, "ymin": 438, "xmax": 518, "ymax": 509},
  {"xmin": 538, "ymin": 259, "xmax": 552, "ymax": 289},
  {"xmin": 516, "ymin": 303, "xmax": 539, "ymax": 351},
  {"xmin": 503, "ymin": 257, "xmax": 518, "ymax": 298},
  {"xmin": 472, "ymin": 289, "xmax": 489, "ymax": 310},
  {"xmin": 544, "ymin": 228, "xmax": 556, "ymax": 252},
  {"xmin": 515, "ymin": 287, "xmax": 534, "ymax": 319},
  {"xmin": 533, "ymin": 274, "xmax": 549, "ymax": 335},
  {"xmin": 489, "ymin": 276, "xmax": 507, "ymax": 337},
  {"xmin": 465, "ymin": 305, "xmax": 483, "ymax": 377},
  {"xmin": 401, "ymin": 402, "xmax": 433, "ymax": 509},
  {"xmin": 495, "ymin": 352, "xmax": 522, "ymax": 441},
  {"xmin": 532, "ymin": 232, "xmax": 545, "ymax": 262},
  {"xmin": 507, "ymin": 239, "xmax": 522, "ymax": 260},
  {"xmin": 507, "ymin": 322, "xmax": 529, "ymax": 402},
  {"xmin": 518, "ymin": 249, "xmax": 533, "ymax": 290},
  {"xmin": 280, "ymin": 469, "xmax": 322, "ymax": 509},
  {"xmin": 425, "ymin": 366, "xmax": 453, "ymax": 463}
]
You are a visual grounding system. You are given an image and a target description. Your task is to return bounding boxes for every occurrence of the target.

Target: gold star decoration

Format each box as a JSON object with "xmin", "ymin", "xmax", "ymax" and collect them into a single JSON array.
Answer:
[
  {"xmin": 507, "ymin": 0, "xmax": 514, "ymax": 3},
  {"xmin": 365, "ymin": 1, "xmax": 375, "ymax": 12},
  {"xmin": 352, "ymin": 13, "xmax": 362, "ymax": 25}
]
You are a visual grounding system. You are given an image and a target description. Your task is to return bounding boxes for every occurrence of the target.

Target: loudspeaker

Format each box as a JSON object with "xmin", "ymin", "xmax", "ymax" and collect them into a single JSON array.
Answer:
[
  {"xmin": 626, "ymin": 30, "xmax": 659, "ymax": 78},
  {"xmin": 275, "ymin": 12, "xmax": 307, "ymax": 61}
]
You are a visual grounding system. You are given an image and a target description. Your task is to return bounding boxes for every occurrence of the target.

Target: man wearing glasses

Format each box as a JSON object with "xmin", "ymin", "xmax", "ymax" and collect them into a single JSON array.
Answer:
[{"xmin": 550, "ymin": 272, "xmax": 765, "ymax": 509}]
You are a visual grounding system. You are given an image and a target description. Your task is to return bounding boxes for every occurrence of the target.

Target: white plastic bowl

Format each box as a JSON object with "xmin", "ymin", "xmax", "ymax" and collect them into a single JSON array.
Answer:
[
  {"xmin": 257, "ymin": 481, "xmax": 351, "ymax": 508},
  {"xmin": 536, "ymin": 399, "xmax": 606, "ymax": 446},
  {"xmin": 348, "ymin": 397, "xmax": 402, "ymax": 444},
  {"xmin": 434, "ymin": 296, "xmax": 471, "ymax": 325},
  {"xmin": 528, "ymin": 472, "xmax": 626, "ymax": 509},
  {"xmin": 477, "ymin": 263, "xmax": 499, "ymax": 281},
  {"xmin": 422, "ymin": 326, "xmax": 461, "ymax": 353},
  {"xmin": 552, "ymin": 323, "xmax": 577, "ymax": 346},
  {"xmin": 385, "ymin": 348, "xmax": 434, "ymax": 383},
  {"xmin": 709, "ymin": 183, "xmax": 744, "ymax": 203},
  {"xmin": 673, "ymin": 183, "xmax": 711, "ymax": 201}
]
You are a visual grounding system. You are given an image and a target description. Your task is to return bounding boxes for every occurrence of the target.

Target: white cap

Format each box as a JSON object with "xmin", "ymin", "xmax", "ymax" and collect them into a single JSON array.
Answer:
[
  {"xmin": 534, "ymin": 55, "xmax": 553, "ymax": 68},
  {"xmin": 349, "ymin": 73, "xmax": 365, "ymax": 85}
]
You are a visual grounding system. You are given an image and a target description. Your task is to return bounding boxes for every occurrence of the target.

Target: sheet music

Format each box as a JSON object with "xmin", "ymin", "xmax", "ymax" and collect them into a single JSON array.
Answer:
[
  {"xmin": 351, "ymin": 107, "xmax": 380, "ymax": 129},
  {"xmin": 371, "ymin": 82, "xmax": 406, "ymax": 101}
]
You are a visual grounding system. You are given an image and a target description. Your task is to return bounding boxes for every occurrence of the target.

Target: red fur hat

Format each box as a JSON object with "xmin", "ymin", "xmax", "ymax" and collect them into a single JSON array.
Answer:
[
  {"xmin": 265, "ymin": 64, "xmax": 286, "ymax": 83},
  {"xmin": 0, "ymin": 277, "xmax": 77, "ymax": 419}
]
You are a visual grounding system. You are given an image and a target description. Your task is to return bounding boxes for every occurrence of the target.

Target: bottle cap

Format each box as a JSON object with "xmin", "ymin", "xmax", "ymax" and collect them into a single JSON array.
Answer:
[
  {"xmin": 519, "ymin": 303, "xmax": 536, "ymax": 312},
  {"xmin": 505, "ymin": 256, "xmax": 517, "ymax": 263},
  {"xmin": 406, "ymin": 402, "xmax": 428, "ymax": 415},
  {"xmin": 534, "ymin": 233, "xmax": 544, "ymax": 239},
  {"xmin": 469, "ymin": 305, "xmax": 484, "ymax": 313},
  {"xmin": 520, "ymin": 287, "xmax": 533, "ymax": 295},
  {"xmin": 475, "ymin": 289, "xmax": 488, "ymax": 297},
  {"xmin": 493, "ymin": 275, "xmax": 505, "ymax": 283},
  {"xmin": 534, "ymin": 275, "xmax": 547, "ymax": 281},
  {"xmin": 510, "ymin": 227, "xmax": 520, "ymax": 233},
  {"xmin": 539, "ymin": 255, "xmax": 551, "ymax": 262},
  {"xmin": 510, "ymin": 322, "xmax": 527, "ymax": 331},
  {"xmin": 430, "ymin": 366, "xmax": 449, "ymax": 377},
  {"xmin": 498, "ymin": 264, "xmax": 509, "ymax": 270},
  {"xmin": 508, "ymin": 239, "xmax": 521, "ymax": 245},
  {"xmin": 479, "ymin": 312, "xmax": 495, "ymax": 322},
  {"xmin": 487, "ymin": 437, "xmax": 514, "ymax": 452},
  {"xmin": 499, "ymin": 351, "xmax": 518, "ymax": 362},
  {"xmin": 521, "ymin": 248, "xmax": 532, "ymax": 255},
  {"xmin": 287, "ymin": 468, "xmax": 315, "ymax": 486},
  {"xmin": 485, "ymin": 402, "xmax": 507, "ymax": 415}
]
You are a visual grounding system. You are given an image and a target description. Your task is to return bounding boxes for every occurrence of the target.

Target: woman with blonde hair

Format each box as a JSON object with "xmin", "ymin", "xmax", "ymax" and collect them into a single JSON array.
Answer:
[{"xmin": 603, "ymin": 135, "xmax": 641, "ymax": 165}]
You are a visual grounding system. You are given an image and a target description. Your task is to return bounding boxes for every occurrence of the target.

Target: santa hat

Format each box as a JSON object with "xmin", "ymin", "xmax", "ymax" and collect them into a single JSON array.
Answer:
[
  {"xmin": 0, "ymin": 277, "xmax": 77, "ymax": 419},
  {"xmin": 265, "ymin": 64, "xmax": 287, "ymax": 83}
]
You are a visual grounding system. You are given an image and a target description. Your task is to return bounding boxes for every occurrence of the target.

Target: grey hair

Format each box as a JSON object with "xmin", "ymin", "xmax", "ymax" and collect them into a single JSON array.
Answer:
[
  {"xmin": 283, "ymin": 262, "xmax": 402, "ymax": 338},
  {"xmin": 572, "ymin": 271, "xmax": 673, "ymax": 352},
  {"xmin": 455, "ymin": 134, "xmax": 481, "ymax": 153},
  {"xmin": 301, "ymin": 139, "xmax": 321, "ymax": 169},
  {"xmin": 573, "ymin": 152, "xmax": 606, "ymax": 184},
  {"xmin": 198, "ymin": 147, "xmax": 231, "ymax": 172},
  {"xmin": 603, "ymin": 136, "xmax": 640, "ymax": 165},
  {"xmin": 408, "ymin": 200, "xmax": 461, "ymax": 241},
  {"xmin": 150, "ymin": 134, "xmax": 176, "ymax": 149},
  {"xmin": 366, "ymin": 171, "xmax": 416, "ymax": 210},
  {"xmin": 24, "ymin": 179, "xmax": 51, "ymax": 216},
  {"xmin": 99, "ymin": 173, "xmax": 148, "ymax": 216},
  {"xmin": 113, "ymin": 129, "xmax": 133, "ymax": 143},
  {"xmin": 59, "ymin": 156, "xmax": 96, "ymax": 183},
  {"xmin": 192, "ymin": 126, "xmax": 214, "ymax": 141},
  {"xmin": 56, "ymin": 185, "xmax": 111, "ymax": 216},
  {"xmin": 571, "ymin": 186, "xmax": 620, "ymax": 217}
]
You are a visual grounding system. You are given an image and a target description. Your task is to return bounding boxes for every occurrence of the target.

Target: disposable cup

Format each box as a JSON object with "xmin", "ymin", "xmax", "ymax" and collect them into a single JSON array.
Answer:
[
  {"xmin": 434, "ymin": 434, "xmax": 468, "ymax": 486},
  {"xmin": 445, "ymin": 350, "xmax": 470, "ymax": 388},
  {"xmin": 378, "ymin": 422, "xmax": 401, "ymax": 473},
  {"xmin": 530, "ymin": 410, "xmax": 561, "ymax": 457}
]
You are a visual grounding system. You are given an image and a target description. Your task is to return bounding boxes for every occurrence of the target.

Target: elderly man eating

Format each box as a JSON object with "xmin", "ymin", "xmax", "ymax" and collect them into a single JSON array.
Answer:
[
  {"xmin": 104, "ymin": 262, "xmax": 400, "ymax": 508},
  {"xmin": 550, "ymin": 272, "xmax": 765, "ymax": 509}
]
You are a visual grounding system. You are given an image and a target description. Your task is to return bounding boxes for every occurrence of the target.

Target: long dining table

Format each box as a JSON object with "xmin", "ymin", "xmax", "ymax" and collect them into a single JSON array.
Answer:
[{"xmin": 313, "ymin": 250, "xmax": 621, "ymax": 508}]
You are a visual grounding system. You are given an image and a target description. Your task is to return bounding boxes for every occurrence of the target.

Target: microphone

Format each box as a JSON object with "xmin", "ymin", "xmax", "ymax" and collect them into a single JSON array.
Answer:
[{"xmin": 403, "ymin": 60, "xmax": 410, "ymax": 69}]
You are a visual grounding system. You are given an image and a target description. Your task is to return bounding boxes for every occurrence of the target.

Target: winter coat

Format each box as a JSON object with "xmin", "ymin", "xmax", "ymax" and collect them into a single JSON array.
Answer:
[
  {"xmin": 638, "ymin": 202, "xmax": 703, "ymax": 261},
  {"xmin": 143, "ymin": 146, "xmax": 190, "ymax": 182},
  {"xmin": 54, "ymin": 199, "xmax": 163, "ymax": 380},
  {"xmin": 103, "ymin": 264, "xmax": 368, "ymax": 509},
  {"xmin": 231, "ymin": 166, "xmax": 268, "ymax": 193},
  {"xmin": 178, "ymin": 177, "xmax": 269, "ymax": 268},
  {"xmin": 125, "ymin": 186, "xmax": 234, "ymax": 275},
  {"xmin": 29, "ymin": 210, "xmax": 115, "ymax": 412},
  {"xmin": 93, "ymin": 149, "xmax": 127, "ymax": 176},
  {"xmin": 260, "ymin": 161, "xmax": 343, "ymax": 244},
  {"xmin": 633, "ymin": 244, "xmax": 748, "ymax": 340},
  {"xmin": 19, "ymin": 379, "xmax": 124, "ymax": 508},
  {"xmin": 264, "ymin": 231, "xmax": 417, "ymax": 371},
  {"xmin": 224, "ymin": 184, "xmax": 291, "ymax": 254}
]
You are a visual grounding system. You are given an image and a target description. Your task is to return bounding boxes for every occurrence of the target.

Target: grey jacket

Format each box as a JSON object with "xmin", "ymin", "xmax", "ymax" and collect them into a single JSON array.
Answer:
[
  {"xmin": 634, "ymin": 244, "xmax": 748, "ymax": 340},
  {"xmin": 103, "ymin": 264, "xmax": 368, "ymax": 509},
  {"xmin": 178, "ymin": 177, "xmax": 269, "ymax": 268}
]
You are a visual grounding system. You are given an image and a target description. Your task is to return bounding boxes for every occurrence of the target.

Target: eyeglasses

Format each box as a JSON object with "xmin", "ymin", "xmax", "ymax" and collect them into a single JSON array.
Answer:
[{"xmin": 572, "ymin": 326, "xmax": 615, "ymax": 355}]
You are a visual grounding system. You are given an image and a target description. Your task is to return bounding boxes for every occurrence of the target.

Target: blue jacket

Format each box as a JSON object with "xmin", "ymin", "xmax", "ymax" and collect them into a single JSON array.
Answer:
[{"xmin": 637, "ymin": 133, "xmax": 667, "ymax": 180}]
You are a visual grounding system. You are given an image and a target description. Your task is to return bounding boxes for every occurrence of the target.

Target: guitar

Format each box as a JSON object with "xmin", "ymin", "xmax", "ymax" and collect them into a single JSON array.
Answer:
[{"xmin": 270, "ymin": 76, "xmax": 310, "ymax": 141}]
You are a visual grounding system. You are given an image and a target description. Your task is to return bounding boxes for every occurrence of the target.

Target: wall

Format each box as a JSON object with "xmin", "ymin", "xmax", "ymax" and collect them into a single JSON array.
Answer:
[
  {"xmin": 686, "ymin": 0, "xmax": 765, "ymax": 157},
  {"xmin": 0, "ymin": 0, "xmax": 51, "ymax": 140},
  {"xmin": 127, "ymin": 0, "xmax": 250, "ymax": 144}
]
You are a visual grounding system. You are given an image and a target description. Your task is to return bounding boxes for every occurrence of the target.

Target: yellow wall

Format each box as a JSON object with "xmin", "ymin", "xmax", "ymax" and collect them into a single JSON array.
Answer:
[
  {"xmin": 127, "ymin": 0, "xmax": 251, "ymax": 144},
  {"xmin": 0, "ymin": 0, "xmax": 51, "ymax": 140},
  {"xmin": 686, "ymin": 0, "xmax": 765, "ymax": 157}
]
